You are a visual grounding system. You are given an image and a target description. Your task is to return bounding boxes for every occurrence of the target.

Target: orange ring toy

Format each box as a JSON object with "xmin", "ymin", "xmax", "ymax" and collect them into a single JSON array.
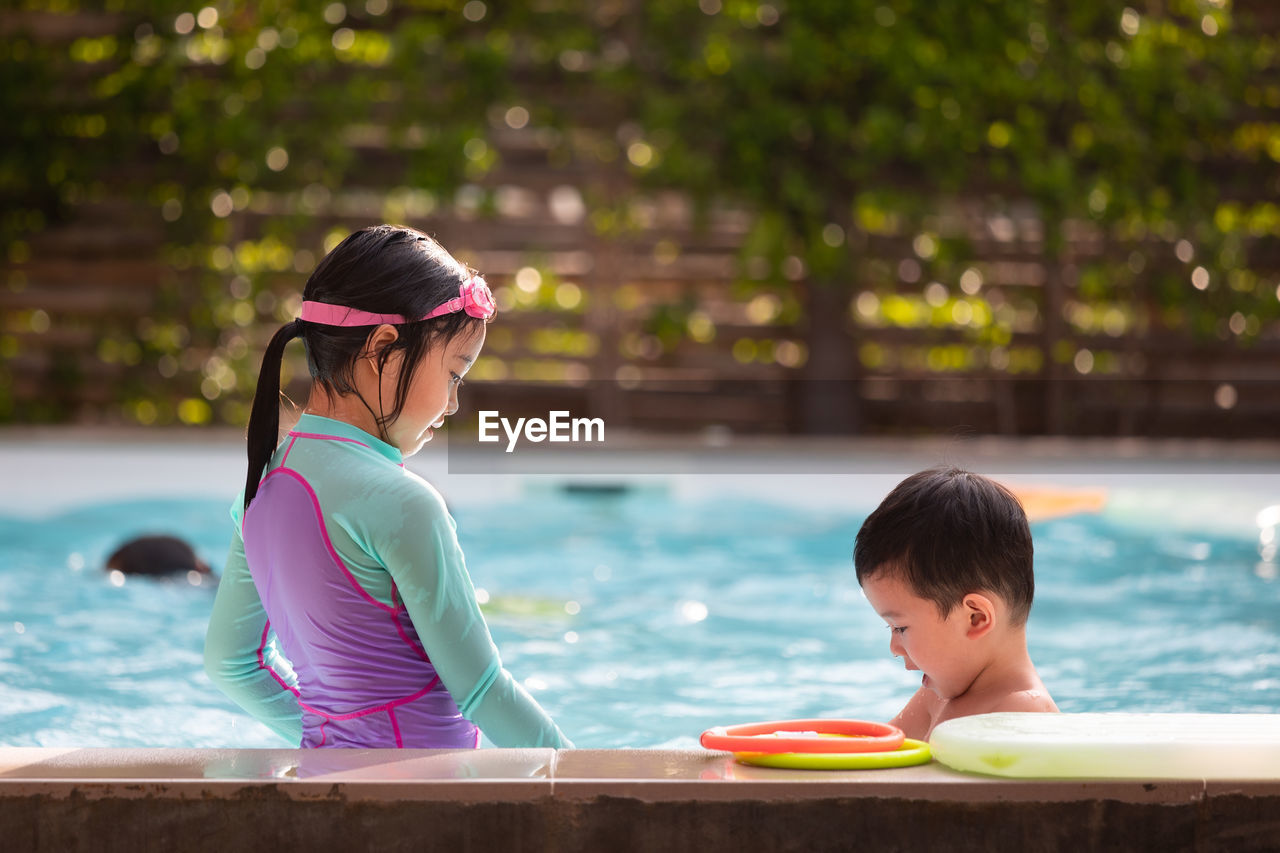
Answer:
[{"xmin": 699, "ymin": 719, "xmax": 904, "ymax": 755}]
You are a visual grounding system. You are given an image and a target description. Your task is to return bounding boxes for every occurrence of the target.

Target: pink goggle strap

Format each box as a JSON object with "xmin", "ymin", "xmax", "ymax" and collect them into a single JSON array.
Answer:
[
  {"xmin": 298, "ymin": 302, "xmax": 410, "ymax": 326},
  {"xmin": 299, "ymin": 276, "xmax": 494, "ymax": 327}
]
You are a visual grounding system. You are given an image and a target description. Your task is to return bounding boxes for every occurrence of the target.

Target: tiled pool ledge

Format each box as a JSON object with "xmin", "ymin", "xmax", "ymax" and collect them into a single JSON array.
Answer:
[{"xmin": 2, "ymin": 749, "xmax": 1277, "ymax": 852}]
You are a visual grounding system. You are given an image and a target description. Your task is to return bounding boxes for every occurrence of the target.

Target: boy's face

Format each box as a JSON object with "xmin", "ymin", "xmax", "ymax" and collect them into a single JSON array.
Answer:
[{"xmin": 860, "ymin": 571, "xmax": 979, "ymax": 700}]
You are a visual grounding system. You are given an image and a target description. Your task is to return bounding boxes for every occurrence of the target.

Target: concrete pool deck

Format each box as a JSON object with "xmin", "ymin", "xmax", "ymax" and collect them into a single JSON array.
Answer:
[
  {"xmin": 2, "ymin": 747, "xmax": 1278, "ymax": 852},
  {"xmin": 3, "ymin": 429, "xmax": 1278, "ymax": 851}
]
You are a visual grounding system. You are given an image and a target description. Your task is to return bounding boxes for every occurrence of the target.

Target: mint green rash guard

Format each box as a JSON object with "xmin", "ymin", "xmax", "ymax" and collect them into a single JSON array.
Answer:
[{"xmin": 203, "ymin": 413, "xmax": 571, "ymax": 749}]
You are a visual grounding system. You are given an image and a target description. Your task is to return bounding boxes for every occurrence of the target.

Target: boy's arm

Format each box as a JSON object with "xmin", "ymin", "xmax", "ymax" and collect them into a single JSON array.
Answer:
[{"xmin": 888, "ymin": 687, "xmax": 935, "ymax": 741}]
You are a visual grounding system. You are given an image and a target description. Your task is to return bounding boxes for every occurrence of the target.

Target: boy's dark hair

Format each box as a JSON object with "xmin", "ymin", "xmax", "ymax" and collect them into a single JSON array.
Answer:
[
  {"xmin": 244, "ymin": 224, "xmax": 489, "ymax": 510},
  {"xmin": 854, "ymin": 467, "xmax": 1034, "ymax": 624}
]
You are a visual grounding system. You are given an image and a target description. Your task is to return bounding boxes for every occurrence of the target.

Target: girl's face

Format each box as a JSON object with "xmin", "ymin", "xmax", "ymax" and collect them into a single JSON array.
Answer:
[
  {"xmin": 860, "ymin": 572, "xmax": 979, "ymax": 700},
  {"xmin": 382, "ymin": 326, "xmax": 486, "ymax": 457}
]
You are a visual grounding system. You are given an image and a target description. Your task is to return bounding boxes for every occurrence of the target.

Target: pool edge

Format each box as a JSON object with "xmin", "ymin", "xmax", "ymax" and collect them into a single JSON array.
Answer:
[{"xmin": 2, "ymin": 748, "xmax": 1277, "ymax": 852}]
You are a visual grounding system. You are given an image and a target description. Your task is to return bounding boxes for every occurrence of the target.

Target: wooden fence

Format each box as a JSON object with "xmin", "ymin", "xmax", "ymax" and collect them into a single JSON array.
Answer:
[{"xmin": 7, "ymin": 166, "xmax": 1279, "ymax": 438}]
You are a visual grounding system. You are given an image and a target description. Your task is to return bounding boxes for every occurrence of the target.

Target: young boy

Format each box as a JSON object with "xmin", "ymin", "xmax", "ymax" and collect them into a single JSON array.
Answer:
[{"xmin": 854, "ymin": 467, "xmax": 1058, "ymax": 740}]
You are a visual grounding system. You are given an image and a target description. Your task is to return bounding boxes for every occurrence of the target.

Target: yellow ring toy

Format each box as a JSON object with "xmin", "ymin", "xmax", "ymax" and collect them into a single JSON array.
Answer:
[{"xmin": 734, "ymin": 738, "xmax": 932, "ymax": 770}]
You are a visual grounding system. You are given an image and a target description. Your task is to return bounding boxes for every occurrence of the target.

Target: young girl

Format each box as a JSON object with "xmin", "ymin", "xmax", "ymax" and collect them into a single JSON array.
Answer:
[{"xmin": 204, "ymin": 224, "xmax": 571, "ymax": 749}]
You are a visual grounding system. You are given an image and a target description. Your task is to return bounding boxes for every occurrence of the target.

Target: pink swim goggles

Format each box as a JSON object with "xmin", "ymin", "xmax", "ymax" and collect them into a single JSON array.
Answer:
[{"xmin": 299, "ymin": 276, "xmax": 495, "ymax": 326}]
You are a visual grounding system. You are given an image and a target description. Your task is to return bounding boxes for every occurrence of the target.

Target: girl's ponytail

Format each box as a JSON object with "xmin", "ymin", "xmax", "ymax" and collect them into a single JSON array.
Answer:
[{"xmin": 244, "ymin": 320, "xmax": 303, "ymax": 511}]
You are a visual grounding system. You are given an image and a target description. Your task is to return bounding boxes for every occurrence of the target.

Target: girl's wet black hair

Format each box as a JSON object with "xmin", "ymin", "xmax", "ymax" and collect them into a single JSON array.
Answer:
[
  {"xmin": 243, "ymin": 224, "xmax": 488, "ymax": 511},
  {"xmin": 853, "ymin": 466, "xmax": 1035, "ymax": 624}
]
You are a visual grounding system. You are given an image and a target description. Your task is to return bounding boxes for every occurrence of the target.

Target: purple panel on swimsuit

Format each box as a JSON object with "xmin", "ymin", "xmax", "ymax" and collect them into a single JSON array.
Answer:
[{"xmin": 243, "ymin": 467, "xmax": 479, "ymax": 748}]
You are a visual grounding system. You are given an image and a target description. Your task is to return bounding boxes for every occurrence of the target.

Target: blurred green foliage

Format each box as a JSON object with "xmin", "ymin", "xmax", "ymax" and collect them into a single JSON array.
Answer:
[
  {"xmin": 626, "ymin": 0, "xmax": 1278, "ymax": 333},
  {"xmin": 1, "ymin": 0, "xmax": 1278, "ymax": 425}
]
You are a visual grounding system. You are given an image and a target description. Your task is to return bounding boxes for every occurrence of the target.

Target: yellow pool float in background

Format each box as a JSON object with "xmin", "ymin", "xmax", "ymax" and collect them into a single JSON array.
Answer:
[{"xmin": 1009, "ymin": 485, "xmax": 1108, "ymax": 522}]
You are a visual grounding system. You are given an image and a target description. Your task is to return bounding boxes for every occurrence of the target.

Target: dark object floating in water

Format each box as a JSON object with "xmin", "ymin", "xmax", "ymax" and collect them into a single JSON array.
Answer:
[
  {"xmin": 106, "ymin": 535, "xmax": 211, "ymax": 577},
  {"xmin": 560, "ymin": 482, "xmax": 631, "ymax": 496}
]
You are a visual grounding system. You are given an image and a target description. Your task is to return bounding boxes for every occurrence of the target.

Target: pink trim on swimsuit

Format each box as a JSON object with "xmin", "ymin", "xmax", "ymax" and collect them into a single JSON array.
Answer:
[
  {"xmin": 389, "ymin": 708, "xmax": 403, "ymax": 748},
  {"xmin": 287, "ymin": 431, "xmax": 370, "ymax": 449},
  {"xmin": 280, "ymin": 435, "xmax": 299, "ymax": 467},
  {"xmin": 295, "ymin": 677, "xmax": 440, "ymax": 723},
  {"xmin": 260, "ymin": 467, "xmax": 396, "ymax": 614}
]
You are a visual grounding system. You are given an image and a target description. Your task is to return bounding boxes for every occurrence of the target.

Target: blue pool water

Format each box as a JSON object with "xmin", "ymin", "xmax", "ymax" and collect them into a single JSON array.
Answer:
[{"xmin": 1, "ymin": 486, "xmax": 1277, "ymax": 748}]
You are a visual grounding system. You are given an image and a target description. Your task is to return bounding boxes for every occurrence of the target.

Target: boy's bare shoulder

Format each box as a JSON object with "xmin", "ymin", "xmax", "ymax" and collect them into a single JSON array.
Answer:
[{"xmin": 992, "ymin": 688, "xmax": 1059, "ymax": 713}]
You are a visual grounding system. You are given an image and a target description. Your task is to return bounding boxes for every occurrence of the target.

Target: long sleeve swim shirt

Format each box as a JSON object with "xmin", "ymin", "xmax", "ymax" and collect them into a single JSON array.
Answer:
[{"xmin": 204, "ymin": 413, "xmax": 570, "ymax": 749}]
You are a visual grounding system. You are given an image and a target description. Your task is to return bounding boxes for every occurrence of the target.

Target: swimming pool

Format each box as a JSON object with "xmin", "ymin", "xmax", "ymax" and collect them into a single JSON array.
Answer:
[{"xmin": 2, "ymin": 454, "xmax": 1276, "ymax": 749}]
